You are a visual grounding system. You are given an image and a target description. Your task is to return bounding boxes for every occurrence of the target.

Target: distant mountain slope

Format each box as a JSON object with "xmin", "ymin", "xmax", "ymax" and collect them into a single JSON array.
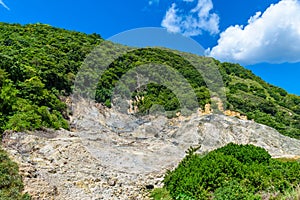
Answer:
[
  {"xmin": 90, "ymin": 47, "xmax": 300, "ymax": 139},
  {"xmin": 219, "ymin": 61, "xmax": 300, "ymax": 138},
  {"xmin": 0, "ymin": 22, "xmax": 299, "ymax": 138}
]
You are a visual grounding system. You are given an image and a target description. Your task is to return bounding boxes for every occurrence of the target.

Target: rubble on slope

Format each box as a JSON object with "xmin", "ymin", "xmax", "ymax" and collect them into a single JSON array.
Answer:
[{"xmin": 2, "ymin": 100, "xmax": 300, "ymax": 199}]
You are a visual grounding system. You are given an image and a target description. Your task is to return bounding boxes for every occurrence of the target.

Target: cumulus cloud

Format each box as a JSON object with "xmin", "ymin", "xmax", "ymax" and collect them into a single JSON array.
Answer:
[
  {"xmin": 0, "ymin": 0, "xmax": 9, "ymax": 10},
  {"xmin": 208, "ymin": 0, "xmax": 300, "ymax": 64},
  {"xmin": 161, "ymin": 3, "xmax": 182, "ymax": 33},
  {"xmin": 161, "ymin": 0, "xmax": 220, "ymax": 36}
]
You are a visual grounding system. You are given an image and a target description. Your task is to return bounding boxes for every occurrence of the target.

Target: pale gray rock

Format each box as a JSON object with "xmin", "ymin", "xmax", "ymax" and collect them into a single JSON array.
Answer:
[{"xmin": 2, "ymin": 100, "xmax": 300, "ymax": 199}]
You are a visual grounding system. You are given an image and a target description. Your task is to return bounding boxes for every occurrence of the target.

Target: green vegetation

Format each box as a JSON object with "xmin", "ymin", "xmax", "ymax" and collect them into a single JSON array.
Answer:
[
  {"xmin": 219, "ymin": 61, "xmax": 300, "ymax": 139},
  {"xmin": 150, "ymin": 188, "xmax": 173, "ymax": 200},
  {"xmin": 0, "ymin": 22, "xmax": 102, "ymax": 133},
  {"xmin": 0, "ymin": 22, "xmax": 300, "ymax": 199},
  {"xmin": 0, "ymin": 148, "xmax": 30, "ymax": 199},
  {"xmin": 0, "ymin": 22, "xmax": 299, "ymax": 138},
  {"xmin": 152, "ymin": 143, "xmax": 300, "ymax": 200},
  {"xmin": 0, "ymin": 23, "xmax": 101, "ymax": 198},
  {"xmin": 93, "ymin": 48, "xmax": 300, "ymax": 138},
  {"xmin": 95, "ymin": 48, "xmax": 211, "ymax": 115}
]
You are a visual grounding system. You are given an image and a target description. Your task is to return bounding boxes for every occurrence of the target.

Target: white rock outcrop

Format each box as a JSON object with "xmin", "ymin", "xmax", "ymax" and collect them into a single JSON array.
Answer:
[{"xmin": 2, "ymin": 101, "xmax": 300, "ymax": 199}]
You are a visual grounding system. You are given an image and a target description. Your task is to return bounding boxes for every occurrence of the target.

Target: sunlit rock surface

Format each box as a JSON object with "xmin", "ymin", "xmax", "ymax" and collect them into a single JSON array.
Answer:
[{"xmin": 3, "ymin": 100, "xmax": 300, "ymax": 199}]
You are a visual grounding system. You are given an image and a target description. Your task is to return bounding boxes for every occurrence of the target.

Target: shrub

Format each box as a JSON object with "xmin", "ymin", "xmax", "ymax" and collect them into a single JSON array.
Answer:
[
  {"xmin": 214, "ymin": 180, "xmax": 261, "ymax": 200},
  {"xmin": 214, "ymin": 143, "xmax": 271, "ymax": 164},
  {"xmin": 0, "ymin": 148, "xmax": 30, "ymax": 200},
  {"xmin": 162, "ymin": 143, "xmax": 300, "ymax": 200}
]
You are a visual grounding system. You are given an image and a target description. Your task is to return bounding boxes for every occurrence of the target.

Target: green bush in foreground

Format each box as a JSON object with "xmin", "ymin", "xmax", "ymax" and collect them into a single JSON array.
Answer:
[
  {"xmin": 158, "ymin": 143, "xmax": 300, "ymax": 200},
  {"xmin": 0, "ymin": 148, "xmax": 30, "ymax": 200}
]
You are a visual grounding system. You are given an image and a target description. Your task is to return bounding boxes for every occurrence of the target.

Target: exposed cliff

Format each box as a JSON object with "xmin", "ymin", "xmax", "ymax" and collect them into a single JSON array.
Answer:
[{"xmin": 2, "ymin": 100, "xmax": 300, "ymax": 199}]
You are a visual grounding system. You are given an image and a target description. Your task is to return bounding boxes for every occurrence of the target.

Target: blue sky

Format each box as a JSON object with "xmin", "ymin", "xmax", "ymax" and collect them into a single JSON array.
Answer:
[{"xmin": 0, "ymin": 0, "xmax": 299, "ymax": 95}]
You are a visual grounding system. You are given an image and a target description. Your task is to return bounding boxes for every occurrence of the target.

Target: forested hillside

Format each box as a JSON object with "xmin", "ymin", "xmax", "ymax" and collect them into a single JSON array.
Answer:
[
  {"xmin": 0, "ymin": 22, "xmax": 102, "ymax": 132},
  {"xmin": 94, "ymin": 48, "xmax": 300, "ymax": 139},
  {"xmin": 0, "ymin": 22, "xmax": 300, "ymax": 200},
  {"xmin": 0, "ymin": 22, "xmax": 299, "ymax": 138}
]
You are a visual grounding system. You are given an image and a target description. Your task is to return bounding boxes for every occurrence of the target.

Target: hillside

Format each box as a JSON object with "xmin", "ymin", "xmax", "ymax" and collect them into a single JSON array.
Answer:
[
  {"xmin": 0, "ymin": 22, "xmax": 299, "ymax": 138},
  {"xmin": 0, "ymin": 23, "xmax": 300, "ymax": 199},
  {"xmin": 81, "ymin": 45, "xmax": 300, "ymax": 139},
  {"xmin": 0, "ymin": 22, "xmax": 102, "ymax": 132}
]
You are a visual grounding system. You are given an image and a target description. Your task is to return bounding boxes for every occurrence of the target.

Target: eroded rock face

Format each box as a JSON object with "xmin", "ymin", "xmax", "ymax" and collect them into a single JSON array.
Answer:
[{"xmin": 2, "ymin": 101, "xmax": 300, "ymax": 199}]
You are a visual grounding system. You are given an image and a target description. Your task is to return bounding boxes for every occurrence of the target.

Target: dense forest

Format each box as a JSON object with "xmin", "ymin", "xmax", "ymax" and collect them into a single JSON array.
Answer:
[
  {"xmin": 0, "ymin": 22, "xmax": 300, "ymax": 199},
  {"xmin": 0, "ymin": 22, "xmax": 102, "ymax": 132}
]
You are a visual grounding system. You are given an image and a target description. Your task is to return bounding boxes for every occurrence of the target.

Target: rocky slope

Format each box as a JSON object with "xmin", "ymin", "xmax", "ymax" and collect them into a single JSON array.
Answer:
[{"xmin": 2, "ymin": 100, "xmax": 300, "ymax": 199}]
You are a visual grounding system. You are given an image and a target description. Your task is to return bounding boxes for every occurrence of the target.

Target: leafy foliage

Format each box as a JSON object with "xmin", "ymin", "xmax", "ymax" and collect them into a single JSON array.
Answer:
[
  {"xmin": 150, "ymin": 188, "xmax": 173, "ymax": 200},
  {"xmin": 0, "ymin": 22, "xmax": 299, "ymax": 200},
  {"xmin": 1, "ymin": 22, "xmax": 299, "ymax": 138},
  {"xmin": 162, "ymin": 143, "xmax": 300, "ymax": 200},
  {"xmin": 214, "ymin": 143, "xmax": 271, "ymax": 164},
  {"xmin": 92, "ymin": 47, "xmax": 300, "ymax": 138},
  {"xmin": 95, "ymin": 48, "xmax": 211, "ymax": 116},
  {"xmin": 0, "ymin": 148, "xmax": 30, "ymax": 199},
  {"xmin": 219, "ymin": 62, "xmax": 300, "ymax": 138},
  {"xmin": 0, "ymin": 22, "xmax": 102, "ymax": 132}
]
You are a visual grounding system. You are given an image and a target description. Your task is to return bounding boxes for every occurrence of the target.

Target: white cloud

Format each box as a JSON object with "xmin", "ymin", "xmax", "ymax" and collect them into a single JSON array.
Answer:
[
  {"xmin": 208, "ymin": 0, "xmax": 300, "ymax": 64},
  {"xmin": 161, "ymin": 0, "xmax": 220, "ymax": 36},
  {"xmin": 0, "ymin": 0, "xmax": 9, "ymax": 10},
  {"xmin": 161, "ymin": 3, "xmax": 182, "ymax": 33}
]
